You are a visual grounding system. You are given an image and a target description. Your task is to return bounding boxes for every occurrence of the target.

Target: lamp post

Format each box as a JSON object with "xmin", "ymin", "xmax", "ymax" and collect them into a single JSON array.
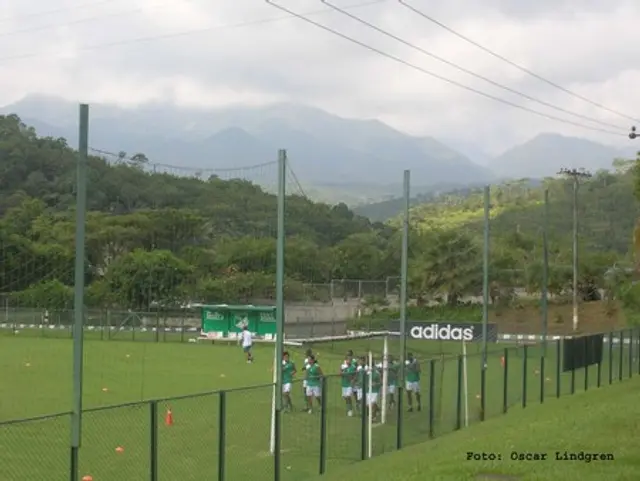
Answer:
[{"xmin": 557, "ymin": 168, "xmax": 592, "ymax": 332}]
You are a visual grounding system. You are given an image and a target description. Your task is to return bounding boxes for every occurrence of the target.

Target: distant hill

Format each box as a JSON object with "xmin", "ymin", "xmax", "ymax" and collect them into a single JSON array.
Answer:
[
  {"xmin": 489, "ymin": 133, "xmax": 636, "ymax": 179},
  {"xmin": 0, "ymin": 95, "xmax": 494, "ymax": 199}
]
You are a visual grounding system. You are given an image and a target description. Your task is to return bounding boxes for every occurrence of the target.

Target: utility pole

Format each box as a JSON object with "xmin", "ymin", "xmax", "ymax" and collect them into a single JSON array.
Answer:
[{"xmin": 557, "ymin": 167, "xmax": 592, "ymax": 332}]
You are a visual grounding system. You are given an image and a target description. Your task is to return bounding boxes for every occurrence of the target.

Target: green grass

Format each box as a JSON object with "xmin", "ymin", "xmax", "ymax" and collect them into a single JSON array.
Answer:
[
  {"xmin": 0, "ymin": 332, "xmax": 636, "ymax": 481},
  {"xmin": 312, "ymin": 376, "xmax": 640, "ymax": 481}
]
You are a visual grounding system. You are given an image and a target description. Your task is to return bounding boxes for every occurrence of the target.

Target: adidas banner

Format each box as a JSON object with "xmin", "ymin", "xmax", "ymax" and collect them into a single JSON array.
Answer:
[{"xmin": 388, "ymin": 321, "xmax": 498, "ymax": 342}]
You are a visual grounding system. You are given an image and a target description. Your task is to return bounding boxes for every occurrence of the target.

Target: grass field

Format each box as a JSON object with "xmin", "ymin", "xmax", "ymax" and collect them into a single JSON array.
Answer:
[
  {"xmin": 0, "ymin": 330, "xmax": 637, "ymax": 481},
  {"xmin": 311, "ymin": 376, "xmax": 640, "ymax": 481}
]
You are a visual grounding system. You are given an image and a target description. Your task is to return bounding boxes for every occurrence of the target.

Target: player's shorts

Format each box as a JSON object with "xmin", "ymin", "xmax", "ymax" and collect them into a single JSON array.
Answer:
[
  {"xmin": 406, "ymin": 381, "xmax": 420, "ymax": 393},
  {"xmin": 306, "ymin": 386, "xmax": 322, "ymax": 397},
  {"xmin": 242, "ymin": 345, "xmax": 252, "ymax": 353},
  {"xmin": 387, "ymin": 384, "xmax": 396, "ymax": 394},
  {"xmin": 282, "ymin": 383, "xmax": 292, "ymax": 393},
  {"xmin": 366, "ymin": 393, "xmax": 379, "ymax": 406},
  {"xmin": 355, "ymin": 388, "xmax": 363, "ymax": 400},
  {"xmin": 303, "ymin": 380, "xmax": 308, "ymax": 388},
  {"xmin": 341, "ymin": 386, "xmax": 353, "ymax": 398}
]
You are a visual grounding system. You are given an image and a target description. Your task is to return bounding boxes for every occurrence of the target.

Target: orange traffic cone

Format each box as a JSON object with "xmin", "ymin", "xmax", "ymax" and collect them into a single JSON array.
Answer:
[
  {"xmin": 165, "ymin": 407, "xmax": 173, "ymax": 426},
  {"xmin": 500, "ymin": 356, "xmax": 505, "ymax": 368}
]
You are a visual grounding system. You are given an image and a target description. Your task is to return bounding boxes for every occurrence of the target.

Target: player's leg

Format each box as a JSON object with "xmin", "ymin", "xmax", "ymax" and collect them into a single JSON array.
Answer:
[
  {"xmin": 302, "ymin": 381, "xmax": 309, "ymax": 411},
  {"xmin": 282, "ymin": 383, "xmax": 293, "ymax": 411},
  {"xmin": 305, "ymin": 386, "xmax": 313, "ymax": 413},
  {"xmin": 355, "ymin": 388, "xmax": 363, "ymax": 415},
  {"xmin": 342, "ymin": 387, "xmax": 354, "ymax": 416},
  {"xmin": 315, "ymin": 386, "xmax": 322, "ymax": 407},
  {"xmin": 414, "ymin": 383, "xmax": 422, "ymax": 411},
  {"xmin": 388, "ymin": 385, "xmax": 396, "ymax": 409},
  {"xmin": 406, "ymin": 382, "xmax": 414, "ymax": 411}
]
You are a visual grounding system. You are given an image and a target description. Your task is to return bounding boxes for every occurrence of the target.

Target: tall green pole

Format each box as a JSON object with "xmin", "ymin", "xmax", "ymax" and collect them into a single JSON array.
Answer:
[
  {"xmin": 542, "ymin": 189, "xmax": 549, "ymax": 356},
  {"xmin": 480, "ymin": 185, "xmax": 490, "ymax": 421},
  {"xmin": 399, "ymin": 170, "xmax": 410, "ymax": 376},
  {"xmin": 273, "ymin": 149, "xmax": 286, "ymax": 481},
  {"xmin": 397, "ymin": 169, "xmax": 409, "ymax": 448},
  {"xmin": 70, "ymin": 104, "xmax": 89, "ymax": 481}
]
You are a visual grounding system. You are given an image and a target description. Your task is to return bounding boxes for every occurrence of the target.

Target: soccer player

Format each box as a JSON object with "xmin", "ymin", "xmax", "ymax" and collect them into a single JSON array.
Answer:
[
  {"xmin": 301, "ymin": 348, "xmax": 315, "ymax": 408},
  {"xmin": 340, "ymin": 353, "xmax": 357, "ymax": 416},
  {"xmin": 240, "ymin": 325, "xmax": 253, "ymax": 363},
  {"xmin": 405, "ymin": 352, "xmax": 421, "ymax": 412},
  {"xmin": 367, "ymin": 360, "xmax": 382, "ymax": 421},
  {"xmin": 304, "ymin": 355, "xmax": 323, "ymax": 413},
  {"xmin": 386, "ymin": 355, "xmax": 399, "ymax": 410},
  {"xmin": 354, "ymin": 356, "xmax": 367, "ymax": 414},
  {"xmin": 282, "ymin": 351, "xmax": 297, "ymax": 412}
]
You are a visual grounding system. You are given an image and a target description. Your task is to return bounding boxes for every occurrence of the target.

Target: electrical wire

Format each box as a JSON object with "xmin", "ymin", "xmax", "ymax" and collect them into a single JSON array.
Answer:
[
  {"xmin": 265, "ymin": 0, "xmax": 626, "ymax": 137},
  {"xmin": 0, "ymin": 0, "xmax": 199, "ymax": 39},
  {"xmin": 89, "ymin": 147, "xmax": 278, "ymax": 172},
  {"xmin": 0, "ymin": 0, "xmax": 385, "ymax": 64},
  {"xmin": 398, "ymin": 0, "xmax": 640, "ymax": 124},
  {"xmin": 321, "ymin": 0, "xmax": 625, "ymax": 131}
]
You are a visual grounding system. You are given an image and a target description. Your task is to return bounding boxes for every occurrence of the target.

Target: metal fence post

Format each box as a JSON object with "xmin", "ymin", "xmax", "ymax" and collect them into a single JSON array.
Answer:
[
  {"xmin": 522, "ymin": 346, "xmax": 528, "ymax": 408},
  {"xmin": 428, "ymin": 359, "xmax": 435, "ymax": 438},
  {"xmin": 360, "ymin": 375, "xmax": 367, "ymax": 461},
  {"xmin": 218, "ymin": 391, "xmax": 226, "ymax": 481},
  {"xmin": 619, "ymin": 330, "xmax": 624, "ymax": 381},
  {"xmin": 395, "ymin": 385, "xmax": 403, "ymax": 450},
  {"xmin": 150, "ymin": 401, "xmax": 158, "ymax": 481},
  {"xmin": 502, "ymin": 349, "xmax": 508, "ymax": 413},
  {"xmin": 628, "ymin": 329, "xmax": 633, "ymax": 379},
  {"xmin": 539, "ymin": 355, "xmax": 545, "ymax": 403},
  {"xmin": 319, "ymin": 377, "xmax": 328, "ymax": 475},
  {"xmin": 556, "ymin": 340, "xmax": 561, "ymax": 398},
  {"xmin": 455, "ymin": 355, "xmax": 462, "ymax": 430},
  {"xmin": 583, "ymin": 336, "xmax": 589, "ymax": 392},
  {"xmin": 608, "ymin": 331, "xmax": 613, "ymax": 384}
]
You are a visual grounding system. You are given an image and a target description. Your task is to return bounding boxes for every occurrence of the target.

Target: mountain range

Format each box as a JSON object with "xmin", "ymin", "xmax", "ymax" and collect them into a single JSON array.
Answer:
[{"xmin": 1, "ymin": 95, "xmax": 636, "ymax": 206}]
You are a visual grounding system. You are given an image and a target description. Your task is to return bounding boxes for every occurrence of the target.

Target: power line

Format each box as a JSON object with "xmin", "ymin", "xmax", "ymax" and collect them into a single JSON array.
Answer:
[
  {"xmin": 0, "ymin": 0, "xmax": 198, "ymax": 39},
  {"xmin": 321, "ymin": 0, "xmax": 625, "ymax": 131},
  {"xmin": 398, "ymin": 0, "xmax": 640, "ymax": 124},
  {"xmin": 265, "ymin": 0, "xmax": 626, "ymax": 137},
  {"xmin": 0, "ymin": 0, "xmax": 384, "ymax": 64},
  {"xmin": 89, "ymin": 147, "xmax": 277, "ymax": 172},
  {"xmin": 0, "ymin": 0, "xmax": 119, "ymax": 24}
]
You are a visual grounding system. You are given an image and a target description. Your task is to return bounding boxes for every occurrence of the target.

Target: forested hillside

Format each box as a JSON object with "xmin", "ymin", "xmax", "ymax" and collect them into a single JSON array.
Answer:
[{"xmin": 1, "ymin": 113, "xmax": 638, "ymax": 315}]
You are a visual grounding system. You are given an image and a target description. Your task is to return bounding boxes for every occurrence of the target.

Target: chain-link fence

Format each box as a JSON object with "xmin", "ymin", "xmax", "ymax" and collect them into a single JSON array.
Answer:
[{"xmin": 2, "ymin": 327, "xmax": 638, "ymax": 481}]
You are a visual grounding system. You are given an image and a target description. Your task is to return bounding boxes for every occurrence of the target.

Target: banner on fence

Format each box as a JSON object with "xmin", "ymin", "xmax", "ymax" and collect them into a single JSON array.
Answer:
[
  {"xmin": 387, "ymin": 321, "xmax": 498, "ymax": 342},
  {"xmin": 562, "ymin": 333, "xmax": 604, "ymax": 372}
]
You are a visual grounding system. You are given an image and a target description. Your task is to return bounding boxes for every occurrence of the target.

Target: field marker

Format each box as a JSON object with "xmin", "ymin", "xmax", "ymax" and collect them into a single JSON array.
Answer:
[
  {"xmin": 82, "ymin": 476, "xmax": 93, "ymax": 481},
  {"xmin": 220, "ymin": 373, "xmax": 226, "ymax": 378},
  {"xmin": 115, "ymin": 446, "xmax": 124, "ymax": 453},
  {"xmin": 125, "ymin": 354, "xmax": 130, "ymax": 358},
  {"xmin": 24, "ymin": 362, "xmax": 30, "ymax": 367},
  {"xmin": 102, "ymin": 387, "xmax": 109, "ymax": 392}
]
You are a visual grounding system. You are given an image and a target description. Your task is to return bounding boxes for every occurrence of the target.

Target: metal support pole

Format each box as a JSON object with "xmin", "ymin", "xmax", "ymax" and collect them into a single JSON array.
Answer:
[{"xmin": 70, "ymin": 104, "xmax": 89, "ymax": 481}]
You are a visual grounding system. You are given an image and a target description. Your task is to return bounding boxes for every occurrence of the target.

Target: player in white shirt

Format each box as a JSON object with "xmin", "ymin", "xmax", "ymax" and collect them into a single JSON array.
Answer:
[{"xmin": 240, "ymin": 326, "xmax": 253, "ymax": 363}]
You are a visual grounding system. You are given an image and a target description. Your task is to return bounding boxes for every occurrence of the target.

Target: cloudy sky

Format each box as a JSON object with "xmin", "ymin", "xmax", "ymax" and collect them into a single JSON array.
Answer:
[{"xmin": 0, "ymin": 0, "xmax": 638, "ymax": 154}]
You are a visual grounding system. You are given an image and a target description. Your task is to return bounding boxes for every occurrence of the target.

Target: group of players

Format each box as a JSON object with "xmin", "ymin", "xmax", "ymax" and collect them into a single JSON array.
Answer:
[{"xmin": 280, "ymin": 347, "xmax": 423, "ymax": 420}]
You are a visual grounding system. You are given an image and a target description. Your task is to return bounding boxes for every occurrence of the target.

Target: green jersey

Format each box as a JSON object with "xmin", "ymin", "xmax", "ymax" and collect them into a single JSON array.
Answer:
[
  {"xmin": 406, "ymin": 359, "xmax": 420, "ymax": 383},
  {"xmin": 282, "ymin": 360, "xmax": 296, "ymax": 384},
  {"xmin": 355, "ymin": 365, "xmax": 366, "ymax": 388},
  {"xmin": 387, "ymin": 361, "xmax": 399, "ymax": 386},
  {"xmin": 369, "ymin": 369, "xmax": 382, "ymax": 394},
  {"xmin": 341, "ymin": 362, "xmax": 356, "ymax": 388},
  {"xmin": 305, "ymin": 364, "xmax": 322, "ymax": 387}
]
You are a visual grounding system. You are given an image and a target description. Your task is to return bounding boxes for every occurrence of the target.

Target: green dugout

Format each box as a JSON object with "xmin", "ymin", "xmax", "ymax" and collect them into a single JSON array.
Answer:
[{"xmin": 200, "ymin": 304, "xmax": 276, "ymax": 338}]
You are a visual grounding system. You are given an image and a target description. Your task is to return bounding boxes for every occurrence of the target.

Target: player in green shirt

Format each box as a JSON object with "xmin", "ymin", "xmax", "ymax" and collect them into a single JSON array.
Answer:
[
  {"xmin": 405, "ymin": 352, "xmax": 421, "ymax": 412},
  {"xmin": 305, "ymin": 355, "xmax": 324, "ymax": 414},
  {"xmin": 282, "ymin": 351, "xmax": 297, "ymax": 412},
  {"xmin": 340, "ymin": 354, "xmax": 357, "ymax": 416},
  {"xmin": 354, "ymin": 356, "xmax": 367, "ymax": 415},
  {"xmin": 367, "ymin": 361, "xmax": 382, "ymax": 421},
  {"xmin": 386, "ymin": 355, "xmax": 400, "ymax": 410}
]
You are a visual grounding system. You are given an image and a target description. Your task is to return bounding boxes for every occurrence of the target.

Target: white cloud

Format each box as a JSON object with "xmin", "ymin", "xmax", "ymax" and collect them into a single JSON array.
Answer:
[{"xmin": 0, "ymin": 0, "xmax": 638, "ymax": 153}]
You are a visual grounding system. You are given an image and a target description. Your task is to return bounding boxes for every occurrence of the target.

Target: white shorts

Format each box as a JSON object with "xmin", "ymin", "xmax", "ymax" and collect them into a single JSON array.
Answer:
[
  {"xmin": 387, "ymin": 385, "xmax": 396, "ymax": 394},
  {"xmin": 306, "ymin": 386, "xmax": 321, "ymax": 398},
  {"xmin": 341, "ymin": 387, "xmax": 353, "ymax": 398},
  {"xmin": 366, "ymin": 393, "xmax": 379, "ymax": 406},
  {"xmin": 282, "ymin": 383, "xmax": 292, "ymax": 393},
  {"xmin": 303, "ymin": 380, "xmax": 308, "ymax": 388},
  {"xmin": 406, "ymin": 381, "xmax": 420, "ymax": 393},
  {"xmin": 356, "ymin": 388, "xmax": 363, "ymax": 400}
]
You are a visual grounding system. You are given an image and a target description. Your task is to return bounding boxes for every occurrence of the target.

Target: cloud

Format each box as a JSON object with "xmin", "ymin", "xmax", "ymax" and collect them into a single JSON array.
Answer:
[{"xmin": 0, "ymin": 0, "xmax": 638, "ymax": 153}]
